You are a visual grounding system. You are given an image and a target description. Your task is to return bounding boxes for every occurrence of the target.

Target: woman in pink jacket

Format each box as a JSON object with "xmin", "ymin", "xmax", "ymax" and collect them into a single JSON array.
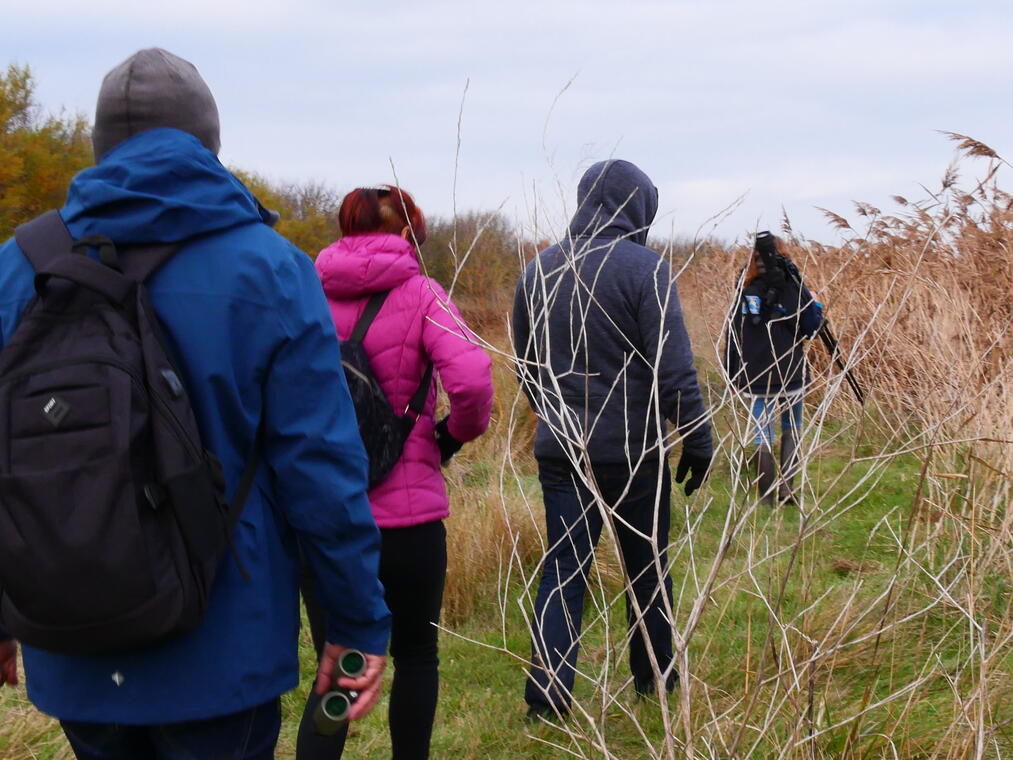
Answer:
[{"xmin": 298, "ymin": 185, "xmax": 493, "ymax": 760}]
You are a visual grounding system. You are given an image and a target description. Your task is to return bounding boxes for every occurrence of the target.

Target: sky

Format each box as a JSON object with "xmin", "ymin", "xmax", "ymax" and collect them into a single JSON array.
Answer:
[{"xmin": 5, "ymin": 0, "xmax": 1011, "ymax": 244}]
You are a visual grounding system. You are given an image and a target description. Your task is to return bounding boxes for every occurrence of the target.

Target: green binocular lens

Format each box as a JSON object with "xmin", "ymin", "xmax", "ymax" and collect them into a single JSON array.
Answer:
[
  {"xmin": 314, "ymin": 688, "xmax": 352, "ymax": 735},
  {"xmin": 321, "ymin": 690, "xmax": 351, "ymax": 721},
  {"xmin": 338, "ymin": 649, "xmax": 366, "ymax": 678}
]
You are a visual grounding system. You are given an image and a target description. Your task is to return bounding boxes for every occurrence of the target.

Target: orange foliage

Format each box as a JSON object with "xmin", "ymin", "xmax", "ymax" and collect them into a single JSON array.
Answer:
[{"xmin": 0, "ymin": 64, "xmax": 92, "ymax": 239}]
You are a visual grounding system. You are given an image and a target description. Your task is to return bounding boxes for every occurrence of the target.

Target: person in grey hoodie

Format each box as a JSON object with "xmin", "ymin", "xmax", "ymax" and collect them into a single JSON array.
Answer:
[{"xmin": 512, "ymin": 160, "xmax": 713, "ymax": 718}]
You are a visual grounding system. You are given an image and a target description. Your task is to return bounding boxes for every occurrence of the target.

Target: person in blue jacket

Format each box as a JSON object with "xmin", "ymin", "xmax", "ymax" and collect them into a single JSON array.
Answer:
[
  {"xmin": 0, "ymin": 48, "xmax": 391, "ymax": 759},
  {"xmin": 513, "ymin": 160, "xmax": 714, "ymax": 718}
]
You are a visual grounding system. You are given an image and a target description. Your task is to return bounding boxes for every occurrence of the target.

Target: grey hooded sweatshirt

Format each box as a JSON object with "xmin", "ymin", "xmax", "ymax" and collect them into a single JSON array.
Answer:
[{"xmin": 512, "ymin": 160, "xmax": 712, "ymax": 464}]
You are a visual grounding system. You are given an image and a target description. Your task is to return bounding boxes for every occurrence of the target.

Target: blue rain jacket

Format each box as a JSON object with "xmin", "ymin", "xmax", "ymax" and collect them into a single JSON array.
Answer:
[{"xmin": 0, "ymin": 128, "xmax": 390, "ymax": 723}]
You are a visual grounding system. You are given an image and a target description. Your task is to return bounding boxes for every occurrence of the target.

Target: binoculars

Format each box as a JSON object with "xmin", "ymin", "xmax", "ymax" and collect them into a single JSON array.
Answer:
[{"xmin": 313, "ymin": 648, "xmax": 367, "ymax": 736}]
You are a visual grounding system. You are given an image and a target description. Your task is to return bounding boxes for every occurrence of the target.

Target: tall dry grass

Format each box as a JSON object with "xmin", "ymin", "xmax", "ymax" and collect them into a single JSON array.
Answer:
[{"xmin": 439, "ymin": 142, "xmax": 1011, "ymax": 759}]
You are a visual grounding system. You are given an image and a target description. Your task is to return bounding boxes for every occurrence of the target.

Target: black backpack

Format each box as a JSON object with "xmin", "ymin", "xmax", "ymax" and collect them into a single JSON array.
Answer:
[
  {"xmin": 0, "ymin": 211, "xmax": 260, "ymax": 655},
  {"xmin": 341, "ymin": 291, "xmax": 432, "ymax": 486}
]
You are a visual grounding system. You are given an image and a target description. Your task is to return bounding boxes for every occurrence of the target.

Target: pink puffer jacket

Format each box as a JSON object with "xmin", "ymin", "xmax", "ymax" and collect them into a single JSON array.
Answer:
[{"xmin": 315, "ymin": 233, "xmax": 493, "ymax": 528}]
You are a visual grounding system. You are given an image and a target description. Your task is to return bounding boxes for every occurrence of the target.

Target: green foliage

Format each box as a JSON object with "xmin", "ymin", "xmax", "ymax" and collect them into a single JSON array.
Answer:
[
  {"xmin": 0, "ymin": 64, "xmax": 92, "ymax": 240},
  {"xmin": 3, "ymin": 437, "xmax": 1008, "ymax": 759}
]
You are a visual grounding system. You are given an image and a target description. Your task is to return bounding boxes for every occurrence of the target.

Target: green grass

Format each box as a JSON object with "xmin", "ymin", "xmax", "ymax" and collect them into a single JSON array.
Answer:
[{"xmin": 2, "ymin": 429, "xmax": 1010, "ymax": 759}]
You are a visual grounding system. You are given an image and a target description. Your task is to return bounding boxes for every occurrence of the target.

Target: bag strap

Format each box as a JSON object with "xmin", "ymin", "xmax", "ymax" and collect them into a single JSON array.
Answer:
[
  {"xmin": 14, "ymin": 210, "xmax": 74, "ymax": 271},
  {"xmin": 349, "ymin": 288, "xmax": 432, "ymax": 421},
  {"xmin": 120, "ymin": 243, "xmax": 181, "ymax": 282},
  {"xmin": 14, "ymin": 210, "xmax": 180, "ymax": 284},
  {"xmin": 35, "ymin": 254, "xmax": 134, "ymax": 303},
  {"xmin": 349, "ymin": 291, "xmax": 390, "ymax": 343},
  {"xmin": 405, "ymin": 362, "xmax": 434, "ymax": 420}
]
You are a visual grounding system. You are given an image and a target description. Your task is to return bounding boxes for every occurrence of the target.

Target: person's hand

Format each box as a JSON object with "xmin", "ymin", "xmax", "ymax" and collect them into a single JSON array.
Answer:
[
  {"xmin": 315, "ymin": 643, "xmax": 386, "ymax": 721},
  {"xmin": 675, "ymin": 449, "xmax": 712, "ymax": 496},
  {"xmin": 434, "ymin": 417, "xmax": 464, "ymax": 464},
  {"xmin": 0, "ymin": 639, "xmax": 18, "ymax": 688}
]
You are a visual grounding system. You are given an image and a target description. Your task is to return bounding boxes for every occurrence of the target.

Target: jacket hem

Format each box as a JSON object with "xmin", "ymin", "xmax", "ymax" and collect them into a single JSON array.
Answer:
[
  {"xmin": 373, "ymin": 510, "xmax": 449, "ymax": 530},
  {"xmin": 27, "ymin": 675, "xmax": 297, "ymax": 726}
]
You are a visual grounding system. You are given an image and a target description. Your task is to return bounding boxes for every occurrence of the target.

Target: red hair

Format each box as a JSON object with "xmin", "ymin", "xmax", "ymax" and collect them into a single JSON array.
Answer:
[
  {"xmin": 337, "ymin": 185, "xmax": 427, "ymax": 245},
  {"xmin": 744, "ymin": 252, "xmax": 762, "ymax": 286}
]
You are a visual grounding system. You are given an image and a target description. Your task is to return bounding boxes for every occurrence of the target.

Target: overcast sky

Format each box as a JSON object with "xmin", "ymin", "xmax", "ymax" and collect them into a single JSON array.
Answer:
[{"xmin": 6, "ymin": 0, "xmax": 1011, "ymax": 243}]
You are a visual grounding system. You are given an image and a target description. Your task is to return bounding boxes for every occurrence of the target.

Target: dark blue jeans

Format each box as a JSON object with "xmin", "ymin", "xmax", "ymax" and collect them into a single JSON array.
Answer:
[
  {"xmin": 526, "ymin": 458, "xmax": 675, "ymax": 711},
  {"xmin": 60, "ymin": 699, "xmax": 280, "ymax": 759}
]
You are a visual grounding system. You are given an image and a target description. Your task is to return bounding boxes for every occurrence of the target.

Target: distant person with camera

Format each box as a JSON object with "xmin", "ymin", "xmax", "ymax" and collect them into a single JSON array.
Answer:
[
  {"xmin": 304, "ymin": 185, "xmax": 493, "ymax": 760},
  {"xmin": 724, "ymin": 232, "xmax": 824, "ymax": 505}
]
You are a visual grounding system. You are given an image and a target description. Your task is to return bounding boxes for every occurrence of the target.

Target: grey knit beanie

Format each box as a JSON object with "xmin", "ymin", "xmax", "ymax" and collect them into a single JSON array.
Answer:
[{"xmin": 92, "ymin": 48, "xmax": 221, "ymax": 160}]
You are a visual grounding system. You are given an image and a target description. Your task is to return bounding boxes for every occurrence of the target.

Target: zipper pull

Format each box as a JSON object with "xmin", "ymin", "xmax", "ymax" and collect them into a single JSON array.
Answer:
[{"xmin": 161, "ymin": 369, "xmax": 185, "ymax": 399}]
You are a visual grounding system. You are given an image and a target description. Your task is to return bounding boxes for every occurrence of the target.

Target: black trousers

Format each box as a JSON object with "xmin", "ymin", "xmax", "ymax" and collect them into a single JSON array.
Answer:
[
  {"xmin": 297, "ymin": 520, "xmax": 447, "ymax": 760},
  {"xmin": 526, "ymin": 458, "xmax": 676, "ymax": 711}
]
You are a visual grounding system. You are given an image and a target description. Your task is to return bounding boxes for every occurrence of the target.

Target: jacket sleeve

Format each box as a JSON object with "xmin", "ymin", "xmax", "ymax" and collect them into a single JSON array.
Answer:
[
  {"xmin": 420, "ymin": 278, "xmax": 494, "ymax": 443},
  {"xmin": 797, "ymin": 283, "xmax": 823, "ymax": 339},
  {"xmin": 263, "ymin": 251, "xmax": 391, "ymax": 654},
  {"xmin": 637, "ymin": 260, "xmax": 713, "ymax": 458}
]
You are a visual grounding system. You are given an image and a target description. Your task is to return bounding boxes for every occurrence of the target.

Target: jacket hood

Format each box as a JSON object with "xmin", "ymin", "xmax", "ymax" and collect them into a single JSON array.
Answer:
[
  {"xmin": 316, "ymin": 233, "xmax": 421, "ymax": 300},
  {"xmin": 63, "ymin": 128, "xmax": 269, "ymax": 244},
  {"xmin": 567, "ymin": 159, "xmax": 658, "ymax": 245}
]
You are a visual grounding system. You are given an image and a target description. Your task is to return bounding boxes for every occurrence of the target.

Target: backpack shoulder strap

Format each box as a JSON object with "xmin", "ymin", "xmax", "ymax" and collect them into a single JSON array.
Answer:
[
  {"xmin": 13, "ymin": 211, "xmax": 180, "ymax": 284},
  {"xmin": 120, "ymin": 243, "xmax": 181, "ymax": 283},
  {"xmin": 14, "ymin": 210, "xmax": 74, "ymax": 271},
  {"xmin": 349, "ymin": 291, "xmax": 390, "ymax": 343},
  {"xmin": 347, "ymin": 288, "xmax": 432, "ymax": 420},
  {"xmin": 405, "ymin": 362, "xmax": 434, "ymax": 419}
]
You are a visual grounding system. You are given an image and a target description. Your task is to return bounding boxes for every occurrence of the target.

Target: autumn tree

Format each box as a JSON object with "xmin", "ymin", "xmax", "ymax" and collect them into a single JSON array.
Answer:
[{"xmin": 0, "ymin": 64, "xmax": 92, "ymax": 239}]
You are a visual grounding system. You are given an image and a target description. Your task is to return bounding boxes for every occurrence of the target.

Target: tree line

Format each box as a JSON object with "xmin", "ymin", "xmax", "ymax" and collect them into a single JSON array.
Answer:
[{"xmin": 0, "ymin": 64, "xmax": 535, "ymax": 308}]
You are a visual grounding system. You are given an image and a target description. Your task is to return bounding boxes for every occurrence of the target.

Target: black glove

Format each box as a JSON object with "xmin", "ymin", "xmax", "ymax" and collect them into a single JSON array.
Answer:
[
  {"xmin": 675, "ymin": 449, "xmax": 712, "ymax": 496},
  {"xmin": 434, "ymin": 416, "xmax": 464, "ymax": 464}
]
